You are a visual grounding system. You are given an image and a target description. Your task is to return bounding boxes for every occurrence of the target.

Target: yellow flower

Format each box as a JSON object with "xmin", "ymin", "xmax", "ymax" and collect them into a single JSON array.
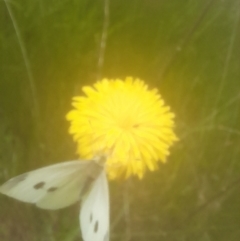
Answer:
[{"xmin": 66, "ymin": 77, "xmax": 178, "ymax": 179}]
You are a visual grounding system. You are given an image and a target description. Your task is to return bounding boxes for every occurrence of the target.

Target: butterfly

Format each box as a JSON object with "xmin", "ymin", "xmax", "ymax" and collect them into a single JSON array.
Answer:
[{"xmin": 0, "ymin": 157, "xmax": 109, "ymax": 241}]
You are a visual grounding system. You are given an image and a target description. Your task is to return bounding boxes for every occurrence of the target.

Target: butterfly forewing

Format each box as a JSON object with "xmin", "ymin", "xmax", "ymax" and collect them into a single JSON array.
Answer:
[{"xmin": 0, "ymin": 160, "xmax": 102, "ymax": 210}]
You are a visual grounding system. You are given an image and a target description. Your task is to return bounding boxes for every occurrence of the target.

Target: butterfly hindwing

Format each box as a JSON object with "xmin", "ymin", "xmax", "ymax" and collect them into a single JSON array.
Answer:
[
  {"xmin": 0, "ymin": 161, "xmax": 96, "ymax": 209},
  {"xmin": 80, "ymin": 170, "xmax": 109, "ymax": 241}
]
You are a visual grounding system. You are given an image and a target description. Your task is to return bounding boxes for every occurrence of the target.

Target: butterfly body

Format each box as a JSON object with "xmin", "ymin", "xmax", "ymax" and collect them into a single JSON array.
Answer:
[{"xmin": 0, "ymin": 159, "xmax": 109, "ymax": 241}]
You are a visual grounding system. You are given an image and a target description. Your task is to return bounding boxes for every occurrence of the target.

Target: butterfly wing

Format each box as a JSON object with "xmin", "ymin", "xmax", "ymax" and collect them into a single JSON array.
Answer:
[
  {"xmin": 80, "ymin": 170, "xmax": 109, "ymax": 241},
  {"xmin": 0, "ymin": 160, "xmax": 100, "ymax": 210}
]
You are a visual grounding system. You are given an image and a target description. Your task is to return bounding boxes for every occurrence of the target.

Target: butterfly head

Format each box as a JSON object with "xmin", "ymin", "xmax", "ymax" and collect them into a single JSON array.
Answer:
[{"xmin": 93, "ymin": 154, "xmax": 108, "ymax": 167}]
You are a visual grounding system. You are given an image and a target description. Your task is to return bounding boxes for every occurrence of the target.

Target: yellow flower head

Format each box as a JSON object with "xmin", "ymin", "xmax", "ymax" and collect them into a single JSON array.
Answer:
[{"xmin": 66, "ymin": 77, "xmax": 178, "ymax": 179}]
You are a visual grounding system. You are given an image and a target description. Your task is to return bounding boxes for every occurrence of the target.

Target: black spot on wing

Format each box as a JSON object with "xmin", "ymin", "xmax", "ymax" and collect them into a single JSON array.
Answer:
[
  {"xmin": 34, "ymin": 182, "xmax": 45, "ymax": 189},
  {"xmin": 94, "ymin": 220, "xmax": 99, "ymax": 233},
  {"xmin": 47, "ymin": 187, "xmax": 58, "ymax": 192}
]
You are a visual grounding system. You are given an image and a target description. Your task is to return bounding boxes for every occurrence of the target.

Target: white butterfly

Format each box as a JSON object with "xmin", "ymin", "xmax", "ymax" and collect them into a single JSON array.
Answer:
[{"xmin": 0, "ymin": 158, "xmax": 109, "ymax": 241}]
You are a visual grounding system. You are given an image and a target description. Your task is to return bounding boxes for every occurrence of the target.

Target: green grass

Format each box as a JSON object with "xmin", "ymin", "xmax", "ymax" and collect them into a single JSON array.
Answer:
[{"xmin": 0, "ymin": 0, "xmax": 240, "ymax": 240}]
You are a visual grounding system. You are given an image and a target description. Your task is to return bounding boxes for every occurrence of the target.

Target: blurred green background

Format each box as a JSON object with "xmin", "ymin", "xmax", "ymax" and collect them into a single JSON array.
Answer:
[{"xmin": 0, "ymin": 0, "xmax": 240, "ymax": 240}]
